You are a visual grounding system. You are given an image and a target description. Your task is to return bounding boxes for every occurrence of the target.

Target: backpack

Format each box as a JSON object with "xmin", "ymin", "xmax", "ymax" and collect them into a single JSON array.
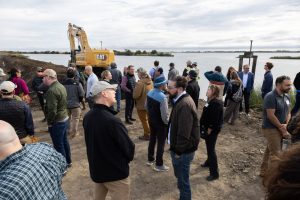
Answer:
[{"xmin": 232, "ymin": 84, "xmax": 243, "ymax": 102}]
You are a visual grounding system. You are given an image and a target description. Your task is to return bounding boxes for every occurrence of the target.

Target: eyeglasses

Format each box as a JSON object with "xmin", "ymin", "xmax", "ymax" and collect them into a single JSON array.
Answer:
[{"xmin": 167, "ymin": 86, "xmax": 176, "ymax": 89}]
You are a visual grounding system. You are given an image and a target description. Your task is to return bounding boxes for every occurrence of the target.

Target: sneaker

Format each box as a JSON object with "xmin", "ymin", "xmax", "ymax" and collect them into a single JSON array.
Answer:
[
  {"xmin": 67, "ymin": 163, "xmax": 72, "ymax": 168},
  {"xmin": 129, "ymin": 118, "xmax": 136, "ymax": 121},
  {"xmin": 146, "ymin": 160, "xmax": 155, "ymax": 166},
  {"xmin": 63, "ymin": 170, "xmax": 68, "ymax": 176},
  {"xmin": 153, "ymin": 165, "xmax": 169, "ymax": 172}
]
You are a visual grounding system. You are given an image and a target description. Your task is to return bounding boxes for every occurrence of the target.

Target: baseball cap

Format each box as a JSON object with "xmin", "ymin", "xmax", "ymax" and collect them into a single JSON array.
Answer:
[
  {"xmin": 43, "ymin": 69, "xmax": 57, "ymax": 78},
  {"xmin": 91, "ymin": 81, "xmax": 117, "ymax": 97},
  {"xmin": 0, "ymin": 68, "xmax": 6, "ymax": 76},
  {"xmin": 0, "ymin": 81, "xmax": 17, "ymax": 94}
]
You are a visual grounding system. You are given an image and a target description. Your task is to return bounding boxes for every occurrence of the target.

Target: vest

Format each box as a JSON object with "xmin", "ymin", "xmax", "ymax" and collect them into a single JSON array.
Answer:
[
  {"xmin": 0, "ymin": 99, "xmax": 27, "ymax": 138},
  {"xmin": 126, "ymin": 74, "xmax": 136, "ymax": 92}
]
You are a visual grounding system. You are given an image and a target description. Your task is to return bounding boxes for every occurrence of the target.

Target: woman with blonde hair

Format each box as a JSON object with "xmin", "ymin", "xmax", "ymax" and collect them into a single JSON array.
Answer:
[{"xmin": 224, "ymin": 71, "xmax": 243, "ymax": 125}]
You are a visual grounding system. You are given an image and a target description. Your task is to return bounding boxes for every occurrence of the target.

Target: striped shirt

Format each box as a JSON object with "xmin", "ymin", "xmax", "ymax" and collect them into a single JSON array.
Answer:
[{"xmin": 0, "ymin": 143, "xmax": 67, "ymax": 200}]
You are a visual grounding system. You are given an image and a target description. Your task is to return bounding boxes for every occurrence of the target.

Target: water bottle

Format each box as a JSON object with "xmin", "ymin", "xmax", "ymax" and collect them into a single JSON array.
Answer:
[{"xmin": 282, "ymin": 138, "xmax": 290, "ymax": 150}]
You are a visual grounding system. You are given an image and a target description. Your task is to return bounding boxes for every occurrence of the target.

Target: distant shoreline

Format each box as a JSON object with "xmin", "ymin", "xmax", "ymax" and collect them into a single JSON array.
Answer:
[
  {"xmin": 1, "ymin": 50, "xmax": 300, "ymax": 55},
  {"xmin": 270, "ymin": 56, "xmax": 300, "ymax": 59}
]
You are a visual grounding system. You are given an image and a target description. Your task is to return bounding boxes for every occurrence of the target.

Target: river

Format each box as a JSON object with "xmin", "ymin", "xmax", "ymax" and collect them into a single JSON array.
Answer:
[{"xmin": 25, "ymin": 53, "xmax": 300, "ymax": 99}]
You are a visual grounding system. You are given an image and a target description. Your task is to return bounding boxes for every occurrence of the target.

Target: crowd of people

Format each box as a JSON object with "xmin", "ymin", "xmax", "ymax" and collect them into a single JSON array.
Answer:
[{"xmin": 0, "ymin": 59, "xmax": 300, "ymax": 200}]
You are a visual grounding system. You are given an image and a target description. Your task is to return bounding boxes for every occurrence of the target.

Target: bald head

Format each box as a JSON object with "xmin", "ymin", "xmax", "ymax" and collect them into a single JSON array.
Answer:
[
  {"xmin": 85, "ymin": 65, "xmax": 93, "ymax": 75},
  {"xmin": 0, "ymin": 120, "xmax": 22, "ymax": 160}
]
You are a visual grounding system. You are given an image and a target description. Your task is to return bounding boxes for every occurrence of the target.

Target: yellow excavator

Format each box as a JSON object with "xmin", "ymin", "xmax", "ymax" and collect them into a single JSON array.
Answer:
[{"xmin": 67, "ymin": 23, "xmax": 115, "ymax": 75}]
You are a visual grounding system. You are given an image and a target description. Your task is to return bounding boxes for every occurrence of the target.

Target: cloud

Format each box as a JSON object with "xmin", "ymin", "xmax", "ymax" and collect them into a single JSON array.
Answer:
[{"xmin": 0, "ymin": 0, "xmax": 299, "ymax": 50}]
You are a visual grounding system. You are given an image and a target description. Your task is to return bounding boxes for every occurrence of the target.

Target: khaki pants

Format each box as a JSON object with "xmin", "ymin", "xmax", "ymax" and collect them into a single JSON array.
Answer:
[
  {"xmin": 260, "ymin": 128, "xmax": 282, "ymax": 175},
  {"xmin": 68, "ymin": 107, "xmax": 81, "ymax": 137},
  {"xmin": 137, "ymin": 110, "xmax": 150, "ymax": 137},
  {"xmin": 94, "ymin": 177, "xmax": 130, "ymax": 200}
]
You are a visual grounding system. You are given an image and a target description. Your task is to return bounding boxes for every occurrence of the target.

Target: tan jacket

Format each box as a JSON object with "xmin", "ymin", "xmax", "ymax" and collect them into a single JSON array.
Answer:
[{"xmin": 133, "ymin": 77, "xmax": 153, "ymax": 110}]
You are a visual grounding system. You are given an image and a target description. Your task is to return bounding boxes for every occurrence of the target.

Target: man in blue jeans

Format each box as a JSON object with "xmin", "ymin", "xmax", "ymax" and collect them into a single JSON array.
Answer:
[
  {"xmin": 43, "ymin": 69, "xmax": 72, "ymax": 174},
  {"xmin": 168, "ymin": 76, "xmax": 200, "ymax": 200}
]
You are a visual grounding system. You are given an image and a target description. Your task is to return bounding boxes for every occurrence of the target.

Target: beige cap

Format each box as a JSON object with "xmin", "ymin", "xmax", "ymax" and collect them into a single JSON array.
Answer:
[
  {"xmin": 0, "ymin": 81, "xmax": 17, "ymax": 94},
  {"xmin": 43, "ymin": 69, "xmax": 57, "ymax": 78},
  {"xmin": 91, "ymin": 81, "xmax": 117, "ymax": 97},
  {"xmin": 0, "ymin": 68, "xmax": 6, "ymax": 76}
]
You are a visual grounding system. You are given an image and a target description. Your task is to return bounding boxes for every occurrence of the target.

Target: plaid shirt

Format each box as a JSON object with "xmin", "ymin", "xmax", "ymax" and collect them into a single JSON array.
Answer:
[{"xmin": 0, "ymin": 143, "xmax": 67, "ymax": 200}]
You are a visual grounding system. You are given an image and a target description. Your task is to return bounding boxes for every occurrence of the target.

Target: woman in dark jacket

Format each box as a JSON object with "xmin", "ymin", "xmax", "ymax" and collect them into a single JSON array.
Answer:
[
  {"xmin": 224, "ymin": 66, "xmax": 236, "ymax": 106},
  {"xmin": 200, "ymin": 84, "xmax": 223, "ymax": 181},
  {"xmin": 223, "ymin": 71, "xmax": 243, "ymax": 125}
]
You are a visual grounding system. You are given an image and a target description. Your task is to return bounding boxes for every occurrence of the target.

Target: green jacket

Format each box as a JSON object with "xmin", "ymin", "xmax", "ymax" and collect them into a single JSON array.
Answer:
[{"xmin": 45, "ymin": 81, "xmax": 68, "ymax": 125}]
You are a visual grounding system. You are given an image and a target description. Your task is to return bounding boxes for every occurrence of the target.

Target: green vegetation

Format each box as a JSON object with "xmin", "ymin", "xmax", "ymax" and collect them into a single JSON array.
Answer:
[
  {"xmin": 249, "ymin": 87, "xmax": 296, "ymax": 110},
  {"xmin": 0, "ymin": 51, "xmax": 69, "ymax": 55},
  {"xmin": 0, "ymin": 51, "xmax": 28, "ymax": 58},
  {"xmin": 270, "ymin": 56, "xmax": 300, "ymax": 59},
  {"xmin": 114, "ymin": 49, "xmax": 173, "ymax": 57}
]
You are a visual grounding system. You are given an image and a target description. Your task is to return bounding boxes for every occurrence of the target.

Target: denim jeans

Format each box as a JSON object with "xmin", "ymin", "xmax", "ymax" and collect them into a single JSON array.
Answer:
[
  {"xmin": 116, "ymin": 86, "xmax": 121, "ymax": 112},
  {"xmin": 49, "ymin": 120, "xmax": 72, "ymax": 164},
  {"xmin": 291, "ymin": 92, "xmax": 300, "ymax": 116},
  {"xmin": 170, "ymin": 151, "xmax": 195, "ymax": 200}
]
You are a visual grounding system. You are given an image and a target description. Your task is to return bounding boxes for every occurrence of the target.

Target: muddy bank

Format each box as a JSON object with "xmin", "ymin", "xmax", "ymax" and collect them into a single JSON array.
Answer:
[{"xmin": 0, "ymin": 52, "xmax": 67, "ymax": 86}]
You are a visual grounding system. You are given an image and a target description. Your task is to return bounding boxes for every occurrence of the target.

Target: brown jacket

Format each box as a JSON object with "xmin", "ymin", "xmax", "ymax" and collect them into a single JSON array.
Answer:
[
  {"xmin": 169, "ymin": 93, "xmax": 200, "ymax": 155},
  {"xmin": 133, "ymin": 77, "xmax": 153, "ymax": 110}
]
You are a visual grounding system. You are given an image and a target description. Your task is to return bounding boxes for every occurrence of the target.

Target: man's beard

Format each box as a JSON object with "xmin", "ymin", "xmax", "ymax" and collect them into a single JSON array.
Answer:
[
  {"xmin": 282, "ymin": 88, "xmax": 291, "ymax": 94},
  {"xmin": 168, "ymin": 91, "xmax": 178, "ymax": 100}
]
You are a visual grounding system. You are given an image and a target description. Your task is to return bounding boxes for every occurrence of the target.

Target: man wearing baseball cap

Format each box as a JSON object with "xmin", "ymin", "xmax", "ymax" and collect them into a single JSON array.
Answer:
[
  {"xmin": 0, "ymin": 81, "xmax": 35, "ymax": 144},
  {"xmin": 43, "ymin": 69, "xmax": 72, "ymax": 172},
  {"xmin": 83, "ymin": 81, "xmax": 135, "ymax": 200}
]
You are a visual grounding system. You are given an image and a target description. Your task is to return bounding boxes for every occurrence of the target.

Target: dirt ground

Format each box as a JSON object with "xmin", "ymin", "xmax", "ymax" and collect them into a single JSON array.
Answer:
[{"xmin": 32, "ymin": 100, "xmax": 266, "ymax": 200}]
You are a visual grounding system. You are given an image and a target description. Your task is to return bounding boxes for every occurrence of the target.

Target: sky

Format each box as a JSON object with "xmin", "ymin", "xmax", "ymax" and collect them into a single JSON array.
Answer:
[{"xmin": 0, "ymin": 0, "xmax": 299, "ymax": 51}]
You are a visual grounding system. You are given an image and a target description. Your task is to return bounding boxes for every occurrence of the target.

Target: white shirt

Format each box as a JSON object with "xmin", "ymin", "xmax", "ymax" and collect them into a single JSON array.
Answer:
[
  {"xmin": 86, "ymin": 73, "xmax": 98, "ymax": 98},
  {"xmin": 242, "ymin": 73, "xmax": 249, "ymax": 88},
  {"xmin": 168, "ymin": 91, "xmax": 187, "ymax": 144}
]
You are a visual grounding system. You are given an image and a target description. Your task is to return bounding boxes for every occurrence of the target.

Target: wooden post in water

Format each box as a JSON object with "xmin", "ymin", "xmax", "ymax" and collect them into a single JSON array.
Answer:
[{"xmin": 249, "ymin": 40, "xmax": 253, "ymax": 65}]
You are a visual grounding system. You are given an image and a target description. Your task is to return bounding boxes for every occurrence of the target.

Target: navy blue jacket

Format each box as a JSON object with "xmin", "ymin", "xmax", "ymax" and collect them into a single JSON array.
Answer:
[
  {"xmin": 261, "ymin": 71, "xmax": 273, "ymax": 98},
  {"xmin": 238, "ymin": 71, "xmax": 254, "ymax": 93}
]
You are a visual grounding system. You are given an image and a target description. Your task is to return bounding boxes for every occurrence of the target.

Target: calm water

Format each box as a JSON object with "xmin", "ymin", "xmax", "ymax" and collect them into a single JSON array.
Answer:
[{"xmin": 25, "ymin": 53, "xmax": 300, "ymax": 99}]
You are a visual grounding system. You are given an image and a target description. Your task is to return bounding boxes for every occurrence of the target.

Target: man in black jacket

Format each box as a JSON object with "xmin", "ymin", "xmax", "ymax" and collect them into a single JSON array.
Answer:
[
  {"xmin": 186, "ymin": 70, "xmax": 200, "ymax": 109},
  {"xmin": 121, "ymin": 65, "xmax": 136, "ymax": 124},
  {"xmin": 83, "ymin": 81, "xmax": 135, "ymax": 200},
  {"xmin": 168, "ymin": 76, "xmax": 200, "ymax": 200},
  {"xmin": 109, "ymin": 62, "xmax": 122, "ymax": 112}
]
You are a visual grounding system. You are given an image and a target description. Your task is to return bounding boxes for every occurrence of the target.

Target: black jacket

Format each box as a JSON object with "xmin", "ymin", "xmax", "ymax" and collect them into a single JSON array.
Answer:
[
  {"xmin": 200, "ymin": 98, "xmax": 224, "ymax": 131},
  {"xmin": 186, "ymin": 79, "xmax": 200, "ymax": 108},
  {"xmin": 226, "ymin": 80, "xmax": 242, "ymax": 102},
  {"xmin": 169, "ymin": 94, "xmax": 200, "ymax": 155},
  {"xmin": 109, "ymin": 66, "xmax": 122, "ymax": 85},
  {"xmin": 83, "ymin": 104, "xmax": 135, "ymax": 183}
]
